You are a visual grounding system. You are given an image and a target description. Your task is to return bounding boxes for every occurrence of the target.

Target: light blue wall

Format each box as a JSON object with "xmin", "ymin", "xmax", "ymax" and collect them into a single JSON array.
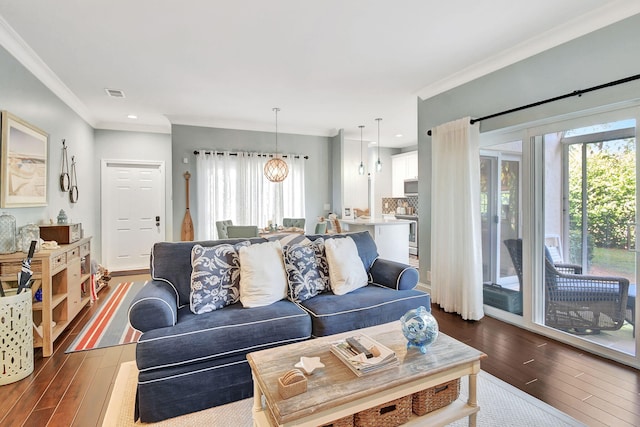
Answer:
[
  {"xmin": 0, "ymin": 45, "xmax": 98, "ymax": 257},
  {"xmin": 0, "ymin": 44, "xmax": 175, "ymax": 264},
  {"xmin": 171, "ymin": 124, "xmax": 333, "ymax": 241},
  {"xmin": 417, "ymin": 13, "xmax": 640, "ymax": 282},
  {"xmin": 331, "ymin": 130, "xmax": 343, "ymax": 216}
]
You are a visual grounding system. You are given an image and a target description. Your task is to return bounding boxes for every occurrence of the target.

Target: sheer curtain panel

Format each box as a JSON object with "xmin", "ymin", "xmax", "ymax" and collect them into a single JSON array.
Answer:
[
  {"xmin": 430, "ymin": 117, "xmax": 484, "ymax": 320},
  {"xmin": 195, "ymin": 151, "xmax": 237, "ymax": 239},
  {"xmin": 195, "ymin": 151, "xmax": 305, "ymax": 239}
]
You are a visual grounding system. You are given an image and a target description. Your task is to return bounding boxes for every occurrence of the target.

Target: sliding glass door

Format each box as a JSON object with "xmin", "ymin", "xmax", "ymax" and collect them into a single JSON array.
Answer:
[
  {"xmin": 541, "ymin": 118, "xmax": 637, "ymax": 356},
  {"xmin": 480, "ymin": 142, "xmax": 522, "ymax": 315},
  {"xmin": 526, "ymin": 113, "xmax": 638, "ymax": 365},
  {"xmin": 481, "ymin": 108, "xmax": 639, "ymax": 367}
]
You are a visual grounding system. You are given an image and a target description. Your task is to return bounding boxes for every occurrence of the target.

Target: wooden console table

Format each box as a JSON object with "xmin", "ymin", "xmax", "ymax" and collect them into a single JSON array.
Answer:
[
  {"xmin": 247, "ymin": 321, "xmax": 487, "ymax": 427},
  {"xmin": 0, "ymin": 237, "xmax": 97, "ymax": 357}
]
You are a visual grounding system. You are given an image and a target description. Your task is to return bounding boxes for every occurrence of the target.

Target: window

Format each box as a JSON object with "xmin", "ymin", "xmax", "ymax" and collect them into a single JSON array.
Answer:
[{"xmin": 194, "ymin": 152, "xmax": 305, "ymax": 239}]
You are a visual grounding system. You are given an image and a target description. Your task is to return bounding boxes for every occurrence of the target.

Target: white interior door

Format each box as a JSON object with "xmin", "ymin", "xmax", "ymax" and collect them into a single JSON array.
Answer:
[{"xmin": 101, "ymin": 160, "xmax": 165, "ymax": 272}]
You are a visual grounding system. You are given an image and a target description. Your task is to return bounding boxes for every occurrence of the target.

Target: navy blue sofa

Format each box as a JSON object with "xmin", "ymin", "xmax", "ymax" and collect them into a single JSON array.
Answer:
[{"xmin": 128, "ymin": 231, "xmax": 429, "ymax": 422}]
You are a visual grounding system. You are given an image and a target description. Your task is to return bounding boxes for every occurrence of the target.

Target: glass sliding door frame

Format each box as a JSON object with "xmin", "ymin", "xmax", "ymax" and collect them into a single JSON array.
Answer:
[
  {"xmin": 482, "ymin": 106, "xmax": 640, "ymax": 369},
  {"xmin": 479, "ymin": 151, "xmax": 522, "ymax": 288}
]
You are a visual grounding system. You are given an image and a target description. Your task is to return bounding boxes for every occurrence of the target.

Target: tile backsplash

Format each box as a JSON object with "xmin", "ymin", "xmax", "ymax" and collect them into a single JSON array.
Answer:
[{"xmin": 382, "ymin": 196, "xmax": 418, "ymax": 215}]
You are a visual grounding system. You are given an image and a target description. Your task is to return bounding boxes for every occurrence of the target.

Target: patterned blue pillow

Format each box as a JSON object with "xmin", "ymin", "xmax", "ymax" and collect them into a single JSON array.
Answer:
[
  {"xmin": 190, "ymin": 242, "xmax": 250, "ymax": 314},
  {"xmin": 283, "ymin": 238, "xmax": 330, "ymax": 302}
]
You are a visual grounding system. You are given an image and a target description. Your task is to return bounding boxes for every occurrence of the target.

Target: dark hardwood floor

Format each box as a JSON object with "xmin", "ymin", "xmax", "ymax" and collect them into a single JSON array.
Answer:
[
  {"xmin": 434, "ymin": 305, "xmax": 640, "ymax": 427},
  {"xmin": 1, "ymin": 275, "xmax": 639, "ymax": 426}
]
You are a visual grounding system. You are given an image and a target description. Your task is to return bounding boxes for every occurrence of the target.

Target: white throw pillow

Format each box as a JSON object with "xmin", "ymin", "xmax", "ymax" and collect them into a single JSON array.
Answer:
[
  {"xmin": 325, "ymin": 237, "xmax": 368, "ymax": 295},
  {"xmin": 239, "ymin": 240, "xmax": 288, "ymax": 307}
]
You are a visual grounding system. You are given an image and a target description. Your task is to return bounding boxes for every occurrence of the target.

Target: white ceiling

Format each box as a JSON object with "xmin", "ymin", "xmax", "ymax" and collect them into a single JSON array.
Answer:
[{"xmin": 1, "ymin": 1, "xmax": 639, "ymax": 148}]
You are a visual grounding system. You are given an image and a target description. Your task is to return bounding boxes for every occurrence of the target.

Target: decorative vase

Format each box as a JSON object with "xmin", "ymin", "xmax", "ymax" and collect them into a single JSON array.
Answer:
[
  {"xmin": 20, "ymin": 223, "xmax": 40, "ymax": 254},
  {"xmin": 0, "ymin": 212, "xmax": 17, "ymax": 254},
  {"xmin": 400, "ymin": 305, "xmax": 439, "ymax": 354}
]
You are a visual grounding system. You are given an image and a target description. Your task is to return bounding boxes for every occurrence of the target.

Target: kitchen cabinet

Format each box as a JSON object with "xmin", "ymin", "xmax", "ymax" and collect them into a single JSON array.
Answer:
[
  {"xmin": 0, "ymin": 237, "xmax": 95, "ymax": 357},
  {"xmin": 392, "ymin": 151, "xmax": 418, "ymax": 197}
]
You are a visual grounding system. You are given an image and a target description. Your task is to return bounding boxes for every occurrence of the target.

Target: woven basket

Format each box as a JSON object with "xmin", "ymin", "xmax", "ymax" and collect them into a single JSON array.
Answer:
[
  {"xmin": 277, "ymin": 373, "xmax": 307, "ymax": 399},
  {"xmin": 267, "ymin": 408, "xmax": 353, "ymax": 427},
  {"xmin": 319, "ymin": 415, "xmax": 354, "ymax": 427},
  {"xmin": 354, "ymin": 395, "xmax": 412, "ymax": 427},
  {"xmin": 412, "ymin": 378, "xmax": 460, "ymax": 416}
]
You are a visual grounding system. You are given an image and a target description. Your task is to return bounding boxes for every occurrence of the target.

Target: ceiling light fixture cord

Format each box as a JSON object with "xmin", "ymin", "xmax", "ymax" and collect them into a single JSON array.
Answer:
[
  {"xmin": 376, "ymin": 118, "xmax": 382, "ymax": 172},
  {"xmin": 274, "ymin": 107, "xmax": 279, "ymax": 154},
  {"xmin": 359, "ymin": 125, "xmax": 365, "ymax": 175}
]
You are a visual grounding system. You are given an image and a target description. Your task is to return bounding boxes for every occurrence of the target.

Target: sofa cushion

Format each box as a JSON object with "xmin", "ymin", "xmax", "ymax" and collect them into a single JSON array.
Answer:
[
  {"xmin": 151, "ymin": 238, "xmax": 266, "ymax": 307},
  {"xmin": 136, "ymin": 300, "xmax": 312, "ymax": 372},
  {"xmin": 239, "ymin": 240, "xmax": 288, "ymax": 308},
  {"xmin": 283, "ymin": 238, "xmax": 330, "ymax": 302},
  {"xmin": 325, "ymin": 237, "xmax": 368, "ymax": 295},
  {"xmin": 309, "ymin": 231, "xmax": 378, "ymax": 272},
  {"xmin": 298, "ymin": 285, "xmax": 431, "ymax": 337},
  {"xmin": 190, "ymin": 242, "xmax": 250, "ymax": 314}
]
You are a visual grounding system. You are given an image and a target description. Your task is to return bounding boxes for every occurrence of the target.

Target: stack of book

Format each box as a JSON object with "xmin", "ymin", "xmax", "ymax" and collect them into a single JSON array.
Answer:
[{"xmin": 330, "ymin": 334, "xmax": 398, "ymax": 376}]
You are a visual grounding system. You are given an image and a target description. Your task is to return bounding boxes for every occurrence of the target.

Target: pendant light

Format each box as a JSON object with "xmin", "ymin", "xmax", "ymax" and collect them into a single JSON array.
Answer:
[
  {"xmin": 358, "ymin": 125, "xmax": 365, "ymax": 175},
  {"xmin": 375, "ymin": 118, "xmax": 382, "ymax": 172},
  {"xmin": 264, "ymin": 107, "xmax": 289, "ymax": 182}
]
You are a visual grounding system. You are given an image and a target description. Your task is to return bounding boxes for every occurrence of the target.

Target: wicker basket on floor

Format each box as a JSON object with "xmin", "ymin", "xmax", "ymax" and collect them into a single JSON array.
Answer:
[
  {"xmin": 412, "ymin": 378, "xmax": 460, "ymax": 416},
  {"xmin": 354, "ymin": 395, "xmax": 412, "ymax": 427},
  {"xmin": 266, "ymin": 406, "xmax": 353, "ymax": 427},
  {"xmin": 319, "ymin": 415, "xmax": 354, "ymax": 427}
]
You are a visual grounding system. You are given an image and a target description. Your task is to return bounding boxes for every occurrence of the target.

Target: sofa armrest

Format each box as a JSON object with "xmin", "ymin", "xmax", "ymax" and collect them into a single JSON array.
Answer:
[
  {"xmin": 128, "ymin": 280, "xmax": 179, "ymax": 332},
  {"xmin": 369, "ymin": 259, "xmax": 419, "ymax": 290}
]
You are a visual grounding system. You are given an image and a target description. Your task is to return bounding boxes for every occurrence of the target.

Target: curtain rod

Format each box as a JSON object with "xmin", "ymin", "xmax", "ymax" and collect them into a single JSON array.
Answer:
[
  {"xmin": 194, "ymin": 150, "xmax": 309, "ymax": 159},
  {"xmin": 426, "ymin": 72, "xmax": 640, "ymax": 136}
]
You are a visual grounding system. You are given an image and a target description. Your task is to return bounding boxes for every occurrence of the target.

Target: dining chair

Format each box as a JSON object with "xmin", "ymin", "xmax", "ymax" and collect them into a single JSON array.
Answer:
[
  {"xmin": 226, "ymin": 225, "xmax": 259, "ymax": 238},
  {"xmin": 283, "ymin": 218, "xmax": 306, "ymax": 229},
  {"xmin": 215, "ymin": 220, "xmax": 233, "ymax": 239},
  {"xmin": 314, "ymin": 222, "xmax": 327, "ymax": 234}
]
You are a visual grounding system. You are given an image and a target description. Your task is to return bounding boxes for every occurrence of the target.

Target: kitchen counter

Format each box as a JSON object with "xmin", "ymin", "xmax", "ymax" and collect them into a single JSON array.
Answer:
[
  {"xmin": 341, "ymin": 218, "xmax": 410, "ymax": 264},
  {"xmin": 341, "ymin": 217, "xmax": 414, "ymax": 226}
]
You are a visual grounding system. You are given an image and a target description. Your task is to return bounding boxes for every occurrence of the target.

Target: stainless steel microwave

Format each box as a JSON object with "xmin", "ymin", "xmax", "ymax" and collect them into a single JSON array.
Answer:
[{"xmin": 404, "ymin": 179, "xmax": 418, "ymax": 195}]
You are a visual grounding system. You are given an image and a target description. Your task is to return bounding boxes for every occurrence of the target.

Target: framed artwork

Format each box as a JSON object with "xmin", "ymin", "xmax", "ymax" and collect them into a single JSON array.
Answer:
[
  {"xmin": 343, "ymin": 207, "xmax": 353, "ymax": 220},
  {"xmin": 1, "ymin": 111, "xmax": 48, "ymax": 207}
]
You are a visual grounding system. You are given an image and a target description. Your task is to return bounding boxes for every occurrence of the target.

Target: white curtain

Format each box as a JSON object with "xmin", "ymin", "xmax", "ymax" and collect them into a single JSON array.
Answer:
[
  {"xmin": 430, "ymin": 117, "xmax": 484, "ymax": 320},
  {"xmin": 195, "ymin": 151, "xmax": 305, "ymax": 240}
]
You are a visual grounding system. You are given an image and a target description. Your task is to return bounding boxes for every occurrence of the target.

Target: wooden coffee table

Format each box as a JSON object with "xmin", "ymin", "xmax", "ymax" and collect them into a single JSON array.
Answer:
[{"xmin": 247, "ymin": 321, "xmax": 487, "ymax": 426}]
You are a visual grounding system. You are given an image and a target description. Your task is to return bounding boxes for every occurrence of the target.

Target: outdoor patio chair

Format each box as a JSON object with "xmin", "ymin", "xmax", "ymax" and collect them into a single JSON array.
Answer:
[
  {"xmin": 504, "ymin": 238, "xmax": 629, "ymax": 334},
  {"xmin": 215, "ymin": 220, "xmax": 233, "ymax": 239},
  {"xmin": 626, "ymin": 285, "xmax": 636, "ymax": 337}
]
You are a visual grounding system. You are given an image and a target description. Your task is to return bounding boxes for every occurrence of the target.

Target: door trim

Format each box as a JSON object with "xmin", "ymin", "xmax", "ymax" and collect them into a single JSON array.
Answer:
[{"xmin": 100, "ymin": 159, "xmax": 166, "ymax": 271}]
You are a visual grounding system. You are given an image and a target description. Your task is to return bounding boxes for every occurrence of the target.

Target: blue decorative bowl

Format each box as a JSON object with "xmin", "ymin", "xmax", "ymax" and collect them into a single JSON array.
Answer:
[{"xmin": 400, "ymin": 306, "xmax": 439, "ymax": 354}]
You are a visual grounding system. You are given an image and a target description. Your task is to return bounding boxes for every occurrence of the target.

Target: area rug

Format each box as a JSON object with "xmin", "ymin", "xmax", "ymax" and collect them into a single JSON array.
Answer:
[
  {"xmin": 103, "ymin": 361, "xmax": 585, "ymax": 427},
  {"xmin": 66, "ymin": 281, "xmax": 146, "ymax": 353}
]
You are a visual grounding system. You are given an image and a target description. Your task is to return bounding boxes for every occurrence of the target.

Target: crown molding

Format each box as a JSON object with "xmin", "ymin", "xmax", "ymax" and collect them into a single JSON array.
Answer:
[
  {"xmin": 0, "ymin": 14, "xmax": 95, "ymax": 126},
  {"xmin": 167, "ymin": 114, "xmax": 336, "ymax": 138},
  {"xmin": 416, "ymin": 1, "xmax": 640, "ymax": 100},
  {"xmin": 94, "ymin": 121, "xmax": 171, "ymax": 134}
]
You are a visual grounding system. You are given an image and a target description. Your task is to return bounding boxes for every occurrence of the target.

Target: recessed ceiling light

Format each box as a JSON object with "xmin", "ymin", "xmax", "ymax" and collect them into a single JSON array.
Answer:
[
  {"xmin": 395, "ymin": 134, "xmax": 403, "ymax": 138},
  {"xmin": 127, "ymin": 114, "xmax": 138, "ymax": 119}
]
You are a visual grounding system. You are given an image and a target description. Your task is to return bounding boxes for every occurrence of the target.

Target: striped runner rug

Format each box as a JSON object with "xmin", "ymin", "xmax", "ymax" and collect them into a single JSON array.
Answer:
[{"xmin": 65, "ymin": 281, "xmax": 146, "ymax": 353}]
